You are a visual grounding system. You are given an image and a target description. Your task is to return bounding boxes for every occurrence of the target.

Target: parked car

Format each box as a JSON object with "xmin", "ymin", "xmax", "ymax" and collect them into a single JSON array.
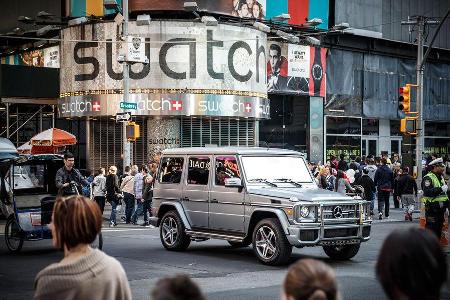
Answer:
[{"xmin": 151, "ymin": 147, "xmax": 372, "ymax": 265}]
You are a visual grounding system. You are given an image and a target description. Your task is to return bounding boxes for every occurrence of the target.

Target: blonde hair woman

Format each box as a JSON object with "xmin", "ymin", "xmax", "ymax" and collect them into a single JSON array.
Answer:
[{"xmin": 105, "ymin": 166, "xmax": 120, "ymax": 227}]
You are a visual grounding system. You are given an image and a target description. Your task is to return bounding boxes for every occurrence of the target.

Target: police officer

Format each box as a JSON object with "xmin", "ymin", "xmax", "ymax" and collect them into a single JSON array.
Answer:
[{"xmin": 421, "ymin": 157, "xmax": 449, "ymax": 239}]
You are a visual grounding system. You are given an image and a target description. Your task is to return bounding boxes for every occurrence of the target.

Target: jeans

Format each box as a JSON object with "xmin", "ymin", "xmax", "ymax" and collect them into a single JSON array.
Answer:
[
  {"xmin": 378, "ymin": 191, "xmax": 391, "ymax": 217},
  {"xmin": 132, "ymin": 199, "xmax": 144, "ymax": 223},
  {"xmin": 94, "ymin": 196, "xmax": 106, "ymax": 214},
  {"xmin": 143, "ymin": 199, "xmax": 152, "ymax": 223},
  {"xmin": 369, "ymin": 193, "xmax": 375, "ymax": 212},
  {"xmin": 123, "ymin": 192, "xmax": 135, "ymax": 223},
  {"xmin": 109, "ymin": 200, "xmax": 117, "ymax": 225}
]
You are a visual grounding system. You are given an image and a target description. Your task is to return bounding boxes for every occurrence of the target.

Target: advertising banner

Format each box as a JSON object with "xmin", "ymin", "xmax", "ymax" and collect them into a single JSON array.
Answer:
[
  {"xmin": 129, "ymin": 0, "xmax": 328, "ymax": 28},
  {"xmin": 267, "ymin": 42, "xmax": 326, "ymax": 97}
]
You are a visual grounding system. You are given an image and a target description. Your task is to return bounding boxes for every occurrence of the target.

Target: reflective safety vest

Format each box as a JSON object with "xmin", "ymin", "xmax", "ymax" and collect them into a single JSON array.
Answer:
[{"xmin": 422, "ymin": 172, "xmax": 449, "ymax": 203}]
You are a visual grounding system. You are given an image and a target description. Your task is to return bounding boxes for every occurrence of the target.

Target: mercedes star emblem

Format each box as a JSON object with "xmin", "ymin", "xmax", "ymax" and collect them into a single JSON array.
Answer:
[{"xmin": 333, "ymin": 206, "xmax": 343, "ymax": 218}]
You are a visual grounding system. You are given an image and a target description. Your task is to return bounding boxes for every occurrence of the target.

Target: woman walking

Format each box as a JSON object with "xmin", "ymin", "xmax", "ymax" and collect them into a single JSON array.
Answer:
[
  {"xmin": 120, "ymin": 166, "xmax": 136, "ymax": 224},
  {"xmin": 92, "ymin": 168, "xmax": 106, "ymax": 215},
  {"xmin": 105, "ymin": 166, "xmax": 120, "ymax": 227}
]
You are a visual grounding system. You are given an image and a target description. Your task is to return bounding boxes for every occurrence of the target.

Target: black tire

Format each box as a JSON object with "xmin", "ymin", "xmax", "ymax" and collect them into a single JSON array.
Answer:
[
  {"xmin": 5, "ymin": 217, "xmax": 24, "ymax": 253},
  {"xmin": 323, "ymin": 243, "xmax": 361, "ymax": 260},
  {"xmin": 252, "ymin": 218, "xmax": 292, "ymax": 265},
  {"xmin": 91, "ymin": 233, "xmax": 103, "ymax": 250},
  {"xmin": 160, "ymin": 210, "xmax": 190, "ymax": 251},
  {"xmin": 228, "ymin": 240, "xmax": 251, "ymax": 248}
]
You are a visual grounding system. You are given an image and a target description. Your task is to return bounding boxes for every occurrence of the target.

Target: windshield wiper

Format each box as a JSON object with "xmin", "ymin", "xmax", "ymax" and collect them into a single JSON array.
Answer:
[
  {"xmin": 274, "ymin": 178, "xmax": 302, "ymax": 187},
  {"xmin": 248, "ymin": 178, "xmax": 278, "ymax": 187}
]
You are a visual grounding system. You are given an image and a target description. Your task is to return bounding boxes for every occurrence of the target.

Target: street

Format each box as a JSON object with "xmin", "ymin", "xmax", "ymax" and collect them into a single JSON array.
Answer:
[{"xmin": 1, "ymin": 209, "xmax": 449, "ymax": 300}]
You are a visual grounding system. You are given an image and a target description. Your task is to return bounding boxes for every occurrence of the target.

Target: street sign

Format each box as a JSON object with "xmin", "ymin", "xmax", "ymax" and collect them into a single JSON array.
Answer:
[
  {"xmin": 115, "ymin": 112, "xmax": 131, "ymax": 122},
  {"xmin": 125, "ymin": 36, "xmax": 149, "ymax": 64},
  {"xmin": 120, "ymin": 102, "xmax": 137, "ymax": 110}
]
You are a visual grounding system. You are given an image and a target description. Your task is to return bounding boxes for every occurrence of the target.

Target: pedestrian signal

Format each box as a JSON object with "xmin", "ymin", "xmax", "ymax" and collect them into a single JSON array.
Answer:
[
  {"xmin": 398, "ymin": 85, "xmax": 411, "ymax": 113},
  {"xmin": 126, "ymin": 122, "xmax": 140, "ymax": 141},
  {"xmin": 400, "ymin": 117, "xmax": 417, "ymax": 135}
]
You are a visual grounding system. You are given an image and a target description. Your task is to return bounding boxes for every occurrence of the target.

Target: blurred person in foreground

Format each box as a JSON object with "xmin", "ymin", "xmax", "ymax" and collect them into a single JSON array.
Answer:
[
  {"xmin": 34, "ymin": 195, "xmax": 131, "ymax": 300},
  {"xmin": 151, "ymin": 274, "xmax": 206, "ymax": 300},
  {"xmin": 282, "ymin": 258, "xmax": 340, "ymax": 300},
  {"xmin": 376, "ymin": 228, "xmax": 447, "ymax": 300}
]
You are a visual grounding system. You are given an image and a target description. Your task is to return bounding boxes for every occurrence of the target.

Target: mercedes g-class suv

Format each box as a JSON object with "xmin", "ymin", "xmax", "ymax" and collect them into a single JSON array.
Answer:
[{"xmin": 150, "ymin": 147, "xmax": 372, "ymax": 265}]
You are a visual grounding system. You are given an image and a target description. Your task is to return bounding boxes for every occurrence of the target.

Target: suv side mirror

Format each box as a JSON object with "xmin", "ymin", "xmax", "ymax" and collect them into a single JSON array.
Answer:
[{"xmin": 224, "ymin": 178, "xmax": 242, "ymax": 188}]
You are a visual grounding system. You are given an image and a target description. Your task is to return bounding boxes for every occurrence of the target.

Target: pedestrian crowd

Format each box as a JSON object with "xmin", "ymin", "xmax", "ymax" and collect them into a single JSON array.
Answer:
[{"xmin": 55, "ymin": 152, "xmax": 160, "ymax": 228}]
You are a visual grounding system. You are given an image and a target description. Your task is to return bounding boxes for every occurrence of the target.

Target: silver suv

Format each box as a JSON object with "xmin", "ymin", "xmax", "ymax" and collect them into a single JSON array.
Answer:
[{"xmin": 150, "ymin": 147, "xmax": 372, "ymax": 265}]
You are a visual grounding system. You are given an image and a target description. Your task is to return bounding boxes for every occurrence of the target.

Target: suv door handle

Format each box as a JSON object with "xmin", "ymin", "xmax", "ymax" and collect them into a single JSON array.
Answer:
[
  {"xmin": 210, "ymin": 199, "xmax": 218, "ymax": 203},
  {"xmin": 182, "ymin": 197, "xmax": 190, "ymax": 201}
]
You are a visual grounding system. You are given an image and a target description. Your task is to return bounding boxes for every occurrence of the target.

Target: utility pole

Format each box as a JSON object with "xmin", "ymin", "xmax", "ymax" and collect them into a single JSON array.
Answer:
[
  {"xmin": 401, "ymin": 16, "xmax": 439, "ymax": 186},
  {"xmin": 122, "ymin": 0, "xmax": 131, "ymax": 171}
]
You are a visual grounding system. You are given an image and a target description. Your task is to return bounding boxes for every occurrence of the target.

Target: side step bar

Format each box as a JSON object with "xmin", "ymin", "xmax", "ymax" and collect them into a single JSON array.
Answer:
[{"xmin": 185, "ymin": 230, "xmax": 244, "ymax": 242}]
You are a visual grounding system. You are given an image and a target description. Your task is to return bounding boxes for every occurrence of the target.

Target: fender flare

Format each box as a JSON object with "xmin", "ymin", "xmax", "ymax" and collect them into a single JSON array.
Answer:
[
  {"xmin": 159, "ymin": 201, "xmax": 192, "ymax": 230},
  {"xmin": 249, "ymin": 207, "xmax": 291, "ymax": 235}
]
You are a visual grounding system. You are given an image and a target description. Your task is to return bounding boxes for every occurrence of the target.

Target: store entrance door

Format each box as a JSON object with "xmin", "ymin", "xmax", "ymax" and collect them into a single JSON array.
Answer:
[{"xmin": 362, "ymin": 138, "xmax": 378, "ymax": 157}]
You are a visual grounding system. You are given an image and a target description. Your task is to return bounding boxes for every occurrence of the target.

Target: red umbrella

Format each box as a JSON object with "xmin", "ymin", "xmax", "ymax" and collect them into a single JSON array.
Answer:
[{"xmin": 30, "ymin": 128, "xmax": 77, "ymax": 154}]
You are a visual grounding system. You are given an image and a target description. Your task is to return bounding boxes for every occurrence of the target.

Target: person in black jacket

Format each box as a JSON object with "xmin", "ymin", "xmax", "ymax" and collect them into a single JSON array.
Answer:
[
  {"xmin": 355, "ymin": 167, "xmax": 376, "ymax": 215},
  {"xmin": 55, "ymin": 152, "xmax": 88, "ymax": 196},
  {"xmin": 106, "ymin": 165, "xmax": 120, "ymax": 227},
  {"xmin": 337, "ymin": 154, "xmax": 348, "ymax": 171},
  {"xmin": 397, "ymin": 166, "xmax": 418, "ymax": 221},
  {"xmin": 374, "ymin": 158, "xmax": 394, "ymax": 220}
]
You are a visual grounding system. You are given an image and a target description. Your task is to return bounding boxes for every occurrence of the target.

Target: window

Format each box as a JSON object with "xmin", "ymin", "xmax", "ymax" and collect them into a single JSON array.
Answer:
[
  {"xmin": 362, "ymin": 119, "xmax": 379, "ymax": 136},
  {"xmin": 215, "ymin": 156, "xmax": 240, "ymax": 186},
  {"xmin": 187, "ymin": 157, "xmax": 210, "ymax": 185},
  {"xmin": 13, "ymin": 164, "xmax": 45, "ymax": 191},
  {"xmin": 326, "ymin": 117, "xmax": 361, "ymax": 135},
  {"xmin": 159, "ymin": 157, "xmax": 184, "ymax": 184}
]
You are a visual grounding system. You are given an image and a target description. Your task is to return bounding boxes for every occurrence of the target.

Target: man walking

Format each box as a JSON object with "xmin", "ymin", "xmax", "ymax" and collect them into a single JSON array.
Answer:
[
  {"xmin": 421, "ymin": 157, "xmax": 449, "ymax": 239},
  {"xmin": 355, "ymin": 167, "xmax": 376, "ymax": 215},
  {"xmin": 397, "ymin": 166, "xmax": 418, "ymax": 221},
  {"xmin": 55, "ymin": 152, "xmax": 88, "ymax": 196},
  {"xmin": 374, "ymin": 158, "xmax": 394, "ymax": 220},
  {"xmin": 132, "ymin": 165, "xmax": 146, "ymax": 225},
  {"xmin": 141, "ymin": 163, "xmax": 157, "ymax": 227}
]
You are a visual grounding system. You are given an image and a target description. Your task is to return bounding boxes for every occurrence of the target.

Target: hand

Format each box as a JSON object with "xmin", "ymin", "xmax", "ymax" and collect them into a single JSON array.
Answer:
[
  {"xmin": 62, "ymin": 183, "xmax": 70, "ymax": 187},
  {"xmin": 442, "ymin": 185, "xmax": 449, "ymax": 193},
  {"xmin": 140, "ymin": 199, "xmax": 145, "ymax": 203}
]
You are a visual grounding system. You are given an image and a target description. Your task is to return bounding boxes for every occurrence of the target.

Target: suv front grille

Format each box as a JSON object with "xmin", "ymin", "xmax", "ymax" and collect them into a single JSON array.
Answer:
[{"xmin": 321, "ymin": 204, "xmax": 357, "ymax": 221}]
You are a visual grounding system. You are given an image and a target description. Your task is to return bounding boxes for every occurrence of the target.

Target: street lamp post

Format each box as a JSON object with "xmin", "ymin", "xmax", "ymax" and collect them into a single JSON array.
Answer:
[{"xmin": 122, "ymin": 0, "xmax": 131, "ymax": 171}]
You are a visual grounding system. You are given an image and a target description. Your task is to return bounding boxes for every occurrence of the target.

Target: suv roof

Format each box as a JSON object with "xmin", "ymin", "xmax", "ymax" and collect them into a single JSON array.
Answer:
[{"xmin": 162, "ymin": 147, "xmax": 305, "ymax": 156}]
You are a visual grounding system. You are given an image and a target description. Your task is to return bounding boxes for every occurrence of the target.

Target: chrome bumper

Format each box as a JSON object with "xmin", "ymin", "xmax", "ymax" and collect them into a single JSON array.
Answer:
[{"xmin": 286, "ymin": 221, "xmax": 372, "ymax": 247}]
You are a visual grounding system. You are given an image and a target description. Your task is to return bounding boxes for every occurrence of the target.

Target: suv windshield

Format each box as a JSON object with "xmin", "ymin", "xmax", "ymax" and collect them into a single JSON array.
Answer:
[{"xmin": 241, "ymin": 156, "xmax": 313, "ymax": 184}]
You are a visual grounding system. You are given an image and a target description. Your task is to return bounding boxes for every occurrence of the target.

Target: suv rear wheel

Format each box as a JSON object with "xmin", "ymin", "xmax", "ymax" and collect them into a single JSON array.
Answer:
[
  {"xmin": 160, "ymin": 211, "xmax": 191, "ymax": 251},
  {"xmin": 252, "ymin": 218, "xmax": 292, "ymax": 265},
  {"xmin": 323, "ymin": 243, "xmax": 360, "ymax": 260}
]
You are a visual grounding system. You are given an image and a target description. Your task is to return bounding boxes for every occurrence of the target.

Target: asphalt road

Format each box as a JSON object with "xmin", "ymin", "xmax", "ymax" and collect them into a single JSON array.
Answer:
[{"xmin": 0, "ymin": 210, "xmax": 449, "ymax": 300}]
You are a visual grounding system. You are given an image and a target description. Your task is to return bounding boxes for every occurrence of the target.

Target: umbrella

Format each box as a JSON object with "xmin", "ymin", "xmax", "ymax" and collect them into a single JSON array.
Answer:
[
  {"xmin": 30, "ymin": 128, "xmax": 77, "ymax": 154},
  {"xmin": 17, "ymin": 141, "xmax": 32, "ymax": 154}
]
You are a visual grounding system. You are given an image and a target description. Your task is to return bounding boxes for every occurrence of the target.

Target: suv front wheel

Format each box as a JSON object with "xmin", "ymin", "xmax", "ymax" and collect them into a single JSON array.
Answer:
[
  {"xmin": 252, "ymin": 218, "xmax": 292, "ymax": 265},
  {"xmin": 323, "ymin": 243, "xmax": 360, "ymax": 260},
  {"xmin": 160, "ymin": 211, "xmax": 191, "ymax": 251}
]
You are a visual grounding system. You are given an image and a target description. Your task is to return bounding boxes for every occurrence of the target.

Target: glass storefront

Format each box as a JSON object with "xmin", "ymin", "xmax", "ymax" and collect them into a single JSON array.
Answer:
[
  {"xmin": 424, "ymin": 121, "xmax": 450, "ymax": 157},
  {"xmin": 325, "ymin": 116, "xmax": 362, "ymax": 160},
  {"xmin": 259, "ymin": 95, "xmax": 309, "ymax": 154}
]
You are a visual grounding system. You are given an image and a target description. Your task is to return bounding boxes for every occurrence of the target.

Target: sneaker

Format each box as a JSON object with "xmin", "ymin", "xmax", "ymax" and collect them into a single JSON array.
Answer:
[
  {"xmin": 141, "ymin": 222, "xmax": 149, "ymax": 227},
  {"xmin": 385, "ymin": 215, "xmax": 389, "ymax": 219},
  {"xmin": 109, "ymin": 222, "xmax": 117, "ymax": 227},
  {"xmin": 378, "ymin": 213, "xmax": 383, "ymax": 220},
  {"xmin": 121, "ymin": 216, "xmax": 126, "ymax": 221}
]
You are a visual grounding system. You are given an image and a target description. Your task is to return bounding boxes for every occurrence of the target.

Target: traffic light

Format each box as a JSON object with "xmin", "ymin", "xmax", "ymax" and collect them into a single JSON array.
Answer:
[
  {"xmin": 126, "ymin": 122, "xmax": 140, "ymax": 141},
  {"xmin": 398, "ymin": 85, "xmax": 411, "ymax": 113},
  {"xmin": 400, "ymin": 117, "xmax": 417, "ymax": 135}
]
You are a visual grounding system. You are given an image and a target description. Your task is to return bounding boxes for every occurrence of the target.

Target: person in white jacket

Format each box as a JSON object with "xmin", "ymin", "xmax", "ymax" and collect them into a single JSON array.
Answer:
[{"xmin": 92, "ymin": 168, "xmax": 106, "ymax": 214}]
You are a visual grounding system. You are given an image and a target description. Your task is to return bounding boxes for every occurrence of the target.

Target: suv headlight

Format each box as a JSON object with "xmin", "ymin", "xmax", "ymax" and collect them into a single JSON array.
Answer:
[{"xmin": 295, "ymin": 204, "xmax": 317, "ymax": 222}]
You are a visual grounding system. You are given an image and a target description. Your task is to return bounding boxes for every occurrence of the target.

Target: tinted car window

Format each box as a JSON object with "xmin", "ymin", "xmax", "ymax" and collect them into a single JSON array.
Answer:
[
  {"xmin": 159, "ymin": 157, "xmax": 184, "ymax": 184},
  {"xmin": 215, "ymin": 156, "xmax": 240, "ymax": 186},
  {"xmin": 187, "ymin": 157, "xmax": 210, "ymax": 185}
]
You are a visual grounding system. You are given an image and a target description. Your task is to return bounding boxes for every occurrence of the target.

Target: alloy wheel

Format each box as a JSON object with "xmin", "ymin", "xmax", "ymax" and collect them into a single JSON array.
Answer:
[
  {"xmin": 255, "ymin": 225, "xmax": 277, "ymax": 260},
  {"xmin": 162, "ymin": 216, "xmax": 178, "ymax": 246}
]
